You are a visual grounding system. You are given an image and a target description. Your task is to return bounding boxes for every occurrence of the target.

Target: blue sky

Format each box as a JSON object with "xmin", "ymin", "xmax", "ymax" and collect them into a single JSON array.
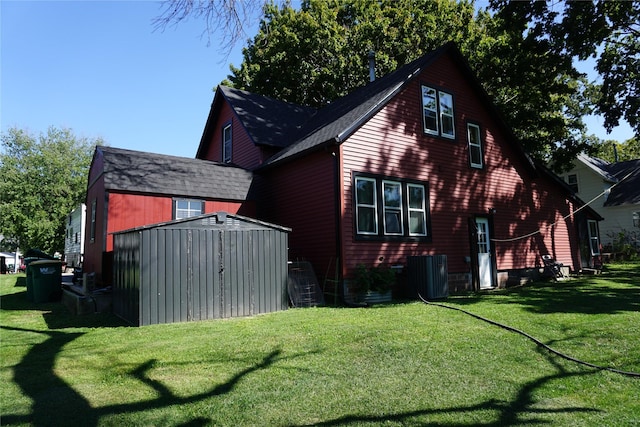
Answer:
[{"xmin": 1, "ymin": 1, "xmax": 634, "ymax": 159}]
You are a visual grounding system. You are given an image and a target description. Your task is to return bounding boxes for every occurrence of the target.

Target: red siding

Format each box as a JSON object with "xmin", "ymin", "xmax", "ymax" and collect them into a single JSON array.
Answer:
[
  {"xmin": 340, "ymin": 53, "xmax": 581, "ymax": 278},
  {"xmin": 83, "ymin": 186, "xmax": 249, "ymax": 282},
  {"xmin": 200, "ymin": 101, "xmax": 270, "ymax": 170},
  {"xmin": 262, "ymin": 150, "xmax": 337, "ymax": 280}
]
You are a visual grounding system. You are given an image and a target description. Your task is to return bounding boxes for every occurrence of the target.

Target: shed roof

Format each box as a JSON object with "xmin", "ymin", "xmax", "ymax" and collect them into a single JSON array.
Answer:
[
  {"xmin": 93, "ymin": 146, "xmax": 253, "ymax": 201},
  {"xmin": 112, "ymin": 211, "xmax": 291, "ymax": 234}
]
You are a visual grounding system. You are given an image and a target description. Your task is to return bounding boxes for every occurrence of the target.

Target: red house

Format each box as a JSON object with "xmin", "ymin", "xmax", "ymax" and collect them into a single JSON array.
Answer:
[
  {"xmin": 84, "ymin": 146, "xmax": 255, "ymax": 284},
  {"xmin": 195, "ymin": 43, "xmax": 602, "ymax": 292}
]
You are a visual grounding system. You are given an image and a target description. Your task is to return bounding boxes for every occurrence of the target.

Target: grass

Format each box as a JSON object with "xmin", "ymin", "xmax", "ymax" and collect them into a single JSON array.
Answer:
[{"xmin": 1, "ymin": 263, "xmax": 639, "ymax": 426}]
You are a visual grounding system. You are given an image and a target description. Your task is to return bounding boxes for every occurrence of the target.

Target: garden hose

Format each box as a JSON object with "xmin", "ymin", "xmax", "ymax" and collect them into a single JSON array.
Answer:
[{"xmin": 418, "ymin": 294, "xmax": 640, "ymax": 378}]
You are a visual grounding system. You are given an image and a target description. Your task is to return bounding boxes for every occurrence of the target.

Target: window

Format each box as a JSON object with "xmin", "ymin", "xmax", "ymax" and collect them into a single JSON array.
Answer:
[
  {"xmin": 222, "ymin": 124, "xmax": 232, "ymax": 163},
  {"xmin": 354, "ymin": 174, "xmax": 430, "ymax": 240},
  {"xmin": 407, "ymin": 184, "xmax": 427, "ymax": 236},
  {"xmin": 174, "ymin": 199, "xmax": 204, "ymax": 220},
  {"xmin": 587, "ymin": 220, "xmax": 600, "ymax": 255},
  {"xmin": 383, "ymin": 181, "xmax": 403, "ymax": 235},
  {"xmin": 565, "ymin": 174, "xmax": 578, "ymax": 193},
  {"xmin": 355, "ymin": 177, "xmax": 377, "ymax": 235},
  {"xmin": 90, "ymin": 199, "xmax": 97, "ymax": 242},
  {"xmin": 467, "ymin": 123, "xmax": 483, "ymax": 169},
  {"xmin": 421, "ymin": 85, "xmax": 455, "ymax": 139}
]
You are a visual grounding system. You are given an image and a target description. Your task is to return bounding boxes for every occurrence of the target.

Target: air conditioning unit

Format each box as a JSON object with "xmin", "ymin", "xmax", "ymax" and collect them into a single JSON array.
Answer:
[{"xmin": 407, "ymin": 255, "xmax": 448, "ymax": 300}]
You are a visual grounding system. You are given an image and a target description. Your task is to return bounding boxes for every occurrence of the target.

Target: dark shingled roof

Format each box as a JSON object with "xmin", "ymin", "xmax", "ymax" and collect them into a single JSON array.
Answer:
[
  {"xmin": 218, "ymin": 86, "xmax": 315, "ymax": 149},
  {"xmin": 260, "ymin": 46, "xmax": 445, "ymax": 167},
  {"xmin": 576, "ymin": 154, "xmax": 640, "ymax": 206},
  {"xmin": 95, "ymin": 146, "xmax": 253, "ymax": 201},
  {"xmin": 604, "ymin": 159, "xmax": 640, "ymax": 206}
]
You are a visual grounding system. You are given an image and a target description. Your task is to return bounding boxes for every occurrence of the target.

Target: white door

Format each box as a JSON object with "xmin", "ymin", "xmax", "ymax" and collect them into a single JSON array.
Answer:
[{"xmin": 475, "ymin": 217, "xmax": 494, "ymax": 289}]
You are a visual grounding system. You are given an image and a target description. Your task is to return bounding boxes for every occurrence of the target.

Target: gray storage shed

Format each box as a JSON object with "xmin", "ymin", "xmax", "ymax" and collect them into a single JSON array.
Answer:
[{"xmin": 112, "ymin": 212, "xmax": 290, "ymax": 326}]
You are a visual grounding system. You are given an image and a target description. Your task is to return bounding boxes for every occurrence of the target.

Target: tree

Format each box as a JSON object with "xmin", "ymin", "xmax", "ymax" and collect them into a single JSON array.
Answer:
[
  {"xmin": 159, "ymin": 0, "xmax": 632, "ymax": 170},
  {"xmin": 226, "ymin": 0, "xmax": 591, "ymax": 169},
  {"xmin": 0, "ymin": 127, "xmax": 101, "ymax": 254},
  {"xmin": 591, "ymin": 137, "xmax": 640, "ymax": 163},
  {"xmin": 154, "ymin": 0, "xmax": 276, "ymax": 54},
  {"xmin": 228, "ymin": 0, "xmax": 487, "ymax": 108},
  {"xmin": 489, "ymin": 0, "xmax": 640, "ymax": 137}
]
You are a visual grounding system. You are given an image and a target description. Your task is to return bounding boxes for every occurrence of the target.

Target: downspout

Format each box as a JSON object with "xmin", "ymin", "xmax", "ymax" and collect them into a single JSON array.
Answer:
[{"xmin": 332, "ymin": 144, "xmax": 344, "ymax": 301}]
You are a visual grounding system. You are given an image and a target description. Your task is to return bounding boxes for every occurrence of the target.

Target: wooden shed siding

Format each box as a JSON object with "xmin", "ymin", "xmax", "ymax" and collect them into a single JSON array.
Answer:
[
  {"xmin": 263, "ymin": 150, "xmax": 337, "ymax": 279},
  {"xmin": 340, "ymin": 53, "xmax": 581, "ymax": 276},
  {"xmin": 201, "ymin": 101, "xmax": 266, "ymax": 170}
]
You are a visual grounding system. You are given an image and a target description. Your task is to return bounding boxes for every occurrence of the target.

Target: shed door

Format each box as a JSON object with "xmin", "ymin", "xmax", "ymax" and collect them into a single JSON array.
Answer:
[{"xmin": 475, "ymin": 217, "xmax": 494, "ymax": 289}]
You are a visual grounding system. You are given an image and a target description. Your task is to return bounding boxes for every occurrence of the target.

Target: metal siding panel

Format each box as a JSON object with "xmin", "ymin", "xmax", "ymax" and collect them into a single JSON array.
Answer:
[
  {"xmin": 141, "ymin": 230, "xmax": 151, "ymax": 326},
  {"xmin": 223, "ymin": 230, "xmax": 232, "ymax": 318},
  {"xmin": 255, "ymin": 230, "xmax": 266, "ymax": 314},
  {"xmin": 263, "ymin": 230, "xmax": 274, "ymax": 313},
  {"xmin": 189, "ymin": 230, "xmax": 207, "ymax": 320},
  {"xmin": 176, "ymin": 229, "xmax": 187, "ymax": 323},
  {"xmin": 230, "ymin": 230, "xmax": 241, "ymax": 317},
  {"xmin": 163, "ymin": 229, "xmax": 174, "ymax": 324},
  {"xmin": 149, "ymin": 230, "xmax": 159, "ymax": 325},
  {"xmin": 244, "ymin": 231, "xmax": 254, "ymax": 316},
  {"xmin": 279, "ymin": 232, "xmax": 289, "ymax": 310},
  {"xmin": 154, "ymin": 229, "xmax": 169, "ymax": 323},
  {"xmin": 214, "ymin": 230, "xmax": 223, "ymax": 319}
]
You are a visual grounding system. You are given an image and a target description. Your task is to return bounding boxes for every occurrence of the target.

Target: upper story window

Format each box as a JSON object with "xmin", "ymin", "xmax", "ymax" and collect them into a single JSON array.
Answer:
[
  {"xmin": 354, "ymin": 174, "xmax": 430, "ymax": 241},
  {"xmin": 421, "ymin": 85, "xmax": 455, "ymax": 139},
  {"xmin": 174, "ymin": 199, "xmax": 204, "ymax": 220},
  {"xmin": 565, "ymin": 174, "xmax": 578, "ymax": 193},
  {"xmin": 222, "ymin": 123, "xmax": 232, "ymax": 163},
  {"xmin": 467, "ymin": 123, "xmax": 483, "ymax": 169}
]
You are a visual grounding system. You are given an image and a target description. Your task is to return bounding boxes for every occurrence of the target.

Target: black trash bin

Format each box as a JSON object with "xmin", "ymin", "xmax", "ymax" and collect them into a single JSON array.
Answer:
[{"xmin": 29, "ymin": 260, "xmax": 63, "ymax": 303}]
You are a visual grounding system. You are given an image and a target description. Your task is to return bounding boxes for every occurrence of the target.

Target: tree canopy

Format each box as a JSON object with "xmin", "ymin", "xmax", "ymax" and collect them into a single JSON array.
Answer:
[
  {"xmin": 157, "ymin": 0, "xmax": 638, "ymax": 169},
  {"xmin": 0, "ymin": 127, "xmax": 101, "ymax": 254},
  {"xmin": 489, "ymin": 0, "xmax": 639, "ymax": 136}
]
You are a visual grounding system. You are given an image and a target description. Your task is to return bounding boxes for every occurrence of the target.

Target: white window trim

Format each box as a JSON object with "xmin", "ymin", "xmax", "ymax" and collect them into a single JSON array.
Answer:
[
  {"xmin": 407, "ymin": 183, "xmax": 427, "ymax": 236},
  {"xmin": 382, "ymin": 180, "xmax": 404, "ymax": 236},
  {"xmin": 467, "ymin": 123, "xmax": 483, "ymax": 169},
  {"xmin": 355, "ymin": 177, "xmax": 378, "ymax": 235},
  {"xmin": 439, "ymin": 91, "xmax": 455, "ymax": 139},
  {"xmin": 422, "ymin": 86, "xmax": 439, "ymax": 136},
  {"xmin": 174, "ymin": 199, "xmax": 204, "ymax": 220},
  {"xmin": 222, "ymin": 124, "xmax": 232, "ymax": 164},
  {"xmin": 421, "ymin": 84, "xmax": 455, "ymax": 139}
]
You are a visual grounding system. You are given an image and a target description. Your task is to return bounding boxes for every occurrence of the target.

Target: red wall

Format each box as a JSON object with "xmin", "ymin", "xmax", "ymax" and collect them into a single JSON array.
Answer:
[
  {"xmin": 200, "ymin": 100, "xmax": 270, "ymax": 170},
  {"xmin": 340, "ymin": 52, "xmax": 580, "ymax": 278},
  {"xmin": 83, "ymin": 187, "xmax": 248, "ymax": 282},
  {"xmin": 261, "ymin": 150, "xmax": 338, "ymax": 279}
]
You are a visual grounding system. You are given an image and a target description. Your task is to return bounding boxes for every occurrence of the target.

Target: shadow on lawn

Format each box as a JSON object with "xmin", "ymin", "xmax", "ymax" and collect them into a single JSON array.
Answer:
[
  {"xmin": 291, "ymin": 354, "xmax": 600, "ymax": 426},
  {"xmin": 448, "ymin": 264, "xmax": 640, "ymax": 315},
  {"xmin": 2, "ymin": 321, "xmax": 286, "ymax": 426}
]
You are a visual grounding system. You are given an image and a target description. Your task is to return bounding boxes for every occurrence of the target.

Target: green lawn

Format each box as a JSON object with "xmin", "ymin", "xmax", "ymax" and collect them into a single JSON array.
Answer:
[{"xmin": 1, "ymin": 263, "xmax": 639, "ymax": 426}]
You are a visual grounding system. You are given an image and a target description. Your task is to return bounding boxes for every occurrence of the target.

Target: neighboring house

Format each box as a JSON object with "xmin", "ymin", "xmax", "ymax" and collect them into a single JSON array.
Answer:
[
  {"xmin": 559, "ymin": 153, "xmax": 640, "ymax": 251},
  {"xmin": 195, "ymin": 42, "xmax": 602, "ymax": 291},
  {"xmin": 64, "ymin": 203, "xmax": 86, "ymax": 269},
  {"xmin": 83, "ymin": 146, "xmax": 255, "ymax": 284}
]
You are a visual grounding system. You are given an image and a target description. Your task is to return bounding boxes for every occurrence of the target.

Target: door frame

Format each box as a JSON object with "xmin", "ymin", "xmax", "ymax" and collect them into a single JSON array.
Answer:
[{"xmin": 468, "ymin": 215, "xmax": 497, "ymax": 290}]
